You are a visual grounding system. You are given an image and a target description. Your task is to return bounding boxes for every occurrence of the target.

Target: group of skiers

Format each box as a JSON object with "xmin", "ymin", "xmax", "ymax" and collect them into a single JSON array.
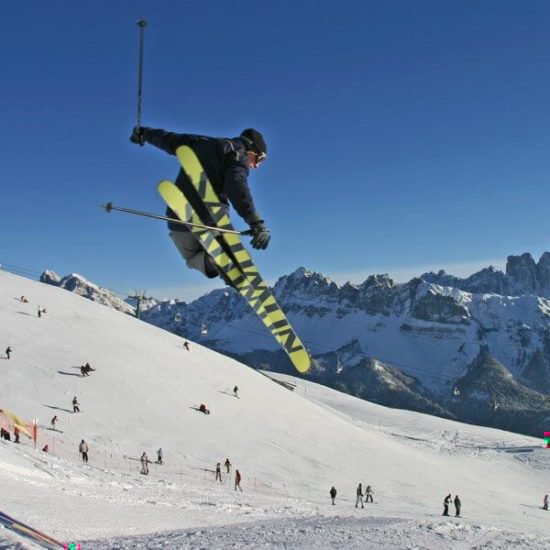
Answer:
[
  {"xmin": 16, "ymin": 295, "xmax": 45, "ymax": 317},
  {"xmin": 328, "ymin": 486, "xmax": 463, "ymax": 514},
  {"xmin": 354, "ymin": 483, "xmax": 375, "ymax": 508},
  {"xmin": 213, "ymin": 459, "xmax": 242, "ymax": 490},
  {"xmin": 140, "ymin": 448, "xmax": 164, "ymax": 474},
  {"xmin": 196, "ymin": 385, "xmax": 240, "ymax": 415},
  {"xmin": 443, "ymin": 493, "xmax": 461, "ymax": 517},
  {"xmin": 80, "ymin": 362, "xmax": 96, "ymax": 376}
]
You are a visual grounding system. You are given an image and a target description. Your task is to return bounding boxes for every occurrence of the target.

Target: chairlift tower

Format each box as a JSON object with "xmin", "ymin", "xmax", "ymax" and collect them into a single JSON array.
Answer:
[{"xmin": 130, "ymin": 289, "xmax": 148, "ymax": 319}]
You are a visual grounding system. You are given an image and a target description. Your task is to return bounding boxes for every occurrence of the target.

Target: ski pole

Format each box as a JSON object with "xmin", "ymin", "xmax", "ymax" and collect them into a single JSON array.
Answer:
[
  {"xmin": 100, "ymin": 202, "xmax": 252, "ymax": 236},
  {"xmin": 136, "ymin": 19, "xmax": 147, "ymax": 142}
]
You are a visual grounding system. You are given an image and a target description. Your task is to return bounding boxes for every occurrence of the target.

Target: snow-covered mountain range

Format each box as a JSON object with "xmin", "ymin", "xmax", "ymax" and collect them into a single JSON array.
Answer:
[{"xmin": 40, "ymin": 252, "xmax": 550, "ymax": 437}]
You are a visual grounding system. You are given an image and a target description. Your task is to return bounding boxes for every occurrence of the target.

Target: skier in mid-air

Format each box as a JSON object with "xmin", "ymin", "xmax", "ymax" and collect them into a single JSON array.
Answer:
[{"xmin": 130, "ymin": 126, "xmax": 270, "ymax": 282}]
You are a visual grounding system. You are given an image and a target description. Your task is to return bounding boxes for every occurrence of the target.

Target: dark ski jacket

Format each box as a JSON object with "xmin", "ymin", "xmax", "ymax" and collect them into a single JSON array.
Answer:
[{"xmin": 141, "ymin": 128, "xmax": 259, "ymax": 231}]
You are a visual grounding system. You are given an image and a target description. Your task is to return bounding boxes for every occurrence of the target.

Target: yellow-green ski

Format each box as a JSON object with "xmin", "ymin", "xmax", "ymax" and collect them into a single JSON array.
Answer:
[{"xmin": 158, "ymin": 148, "xmax": 311, "ymax": 374}]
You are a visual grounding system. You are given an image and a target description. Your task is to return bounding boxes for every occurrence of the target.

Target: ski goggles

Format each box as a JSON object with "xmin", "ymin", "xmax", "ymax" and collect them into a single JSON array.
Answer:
[{"xmin": 250, "ymin": 151, "xmax": 267, "ymax": 168}]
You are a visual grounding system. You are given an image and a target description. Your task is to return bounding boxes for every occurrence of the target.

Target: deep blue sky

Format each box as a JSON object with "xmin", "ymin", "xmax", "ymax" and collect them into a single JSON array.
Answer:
[{"xmin": 2, "ymin": 1, "xmax": 549, "ymax": 300}]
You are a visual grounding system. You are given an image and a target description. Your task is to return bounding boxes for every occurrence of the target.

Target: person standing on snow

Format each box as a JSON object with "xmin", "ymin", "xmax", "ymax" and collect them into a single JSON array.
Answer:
[
  {"xmin": 330, "ymin": 486, "xmax": 337, "ymax": 505},
  {"xmin": 233, "ymin": 386, "xmax": 239, "ymax": 399},
  {"xmin": 443, "ymin": 493, "xmax": 452, "ymax": 516},
  {"xmin": 5, "ymin": 346, "xmax": 12, "ymax": 359},
  {"xmin": 454, "ymin": 495, "xmax": 461, "ymax": 517},
  {"xmin": 157, "ymin": 448, "xmax": 163, "ymax": 465},
  {"xmin": 215, "ymin": 462, "xmax": 222, "ymax": 482},
  {"xmin": 224, "ymin": 458, "xmax": 232, "ymax": 474},
  {"xmin": 141, "ymin": 452, "xmax": 150, "ymax": 475},
  {"xmin": 130, "ymin": 126, "xmax": 271, "ymax": 282},
  {"xmin": 79, "ymin": 439, "xmax": 89, "ymax": 462},
  {"xmin": 544, "ymin": 494, "xmax": 549, "ymax": 511},
  {"xmin": 183, "ymin": 341, "xmax": 190, "ymax": 351},
  {"xmin": 51, "ymin": 416, "xmax": 59, "ymax": 430},
  {"xmin": 72, "ymin": 396, "xmax": 80, "ymax": 413},
  {"xmin": 355, "ymin": 483, "xmax": 364, "ymax": 508},
  {"xmin": 234, "ymin": 469, "xmax": 242, "ymax": 491},
  {"xmin": 365, "ymin": 485, "xmax": 374, "ymax": 503}
]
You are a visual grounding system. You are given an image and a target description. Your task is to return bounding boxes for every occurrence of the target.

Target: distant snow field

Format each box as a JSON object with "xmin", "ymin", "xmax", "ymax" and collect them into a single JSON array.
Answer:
[{"xmin": 1, "ymin": 271, "xmax": 550, "ymax": 549}]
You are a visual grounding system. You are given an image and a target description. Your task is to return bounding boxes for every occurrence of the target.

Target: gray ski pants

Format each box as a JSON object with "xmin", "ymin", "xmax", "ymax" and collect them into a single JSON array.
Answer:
[{"xmin": 170, "ymin": 231, "xmax": 217, "ymax": 278}]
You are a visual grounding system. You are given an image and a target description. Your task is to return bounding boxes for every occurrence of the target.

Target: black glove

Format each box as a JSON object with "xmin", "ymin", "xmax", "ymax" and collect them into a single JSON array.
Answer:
[
  {"xmin": 248, "ymin": 218, "xmax": 271, "ymax": 250},
  {"xmin": 130, "ymin": 126, "xmax": 146, "ymax": 146}
]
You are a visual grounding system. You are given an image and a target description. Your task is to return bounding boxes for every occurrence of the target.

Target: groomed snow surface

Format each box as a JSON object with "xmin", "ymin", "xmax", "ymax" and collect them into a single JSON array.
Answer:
[{"xmin": 1, "ymin": 270, "xmax": 550, "ymax": 549}]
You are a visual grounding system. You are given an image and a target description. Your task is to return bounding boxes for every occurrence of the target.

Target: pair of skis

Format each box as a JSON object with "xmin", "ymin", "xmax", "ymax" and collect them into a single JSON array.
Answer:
[{"xmin": 158, "ymin": 146, "xmax": 311, "ymax": 374}]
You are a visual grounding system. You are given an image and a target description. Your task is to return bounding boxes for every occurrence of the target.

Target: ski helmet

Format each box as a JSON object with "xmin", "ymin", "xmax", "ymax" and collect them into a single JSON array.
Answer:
[{"xmin": 240, "ymin": 128, "xmax": 267, "ymax": 157}]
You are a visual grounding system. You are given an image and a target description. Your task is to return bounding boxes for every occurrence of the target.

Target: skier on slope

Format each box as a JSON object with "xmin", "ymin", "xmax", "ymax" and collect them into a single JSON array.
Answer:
[
  {"xmin": 454, "ymin": 494, "xmax": 461, "ymax": 517},
  {"xmin": 365, "ymin": 484, "xmax": 374, "ymax": 503},
  {"xmin": 355, "ymin": 483, "xmax": 364, "ymax": 508},
  {"xmin": 234, "ymin": 469, "xmax": 242, "ymax": 491},
  {"xmin": 141, "ymin": 452, "xmax": 151, "ymax": 475},
  {"xmin": 79, "ymin": 439, "xmax": 89, "ymax": 463},
  {"xmin": 330, "ymin": 486, "xmax": 337, "ymax": 505},
  {"xmin": 130, "ymin": 126, "xmax": 270, "ymax": 281},
  {"xmin": 443, "ymin": 493, "xmax": 452, "ymax": 516}
]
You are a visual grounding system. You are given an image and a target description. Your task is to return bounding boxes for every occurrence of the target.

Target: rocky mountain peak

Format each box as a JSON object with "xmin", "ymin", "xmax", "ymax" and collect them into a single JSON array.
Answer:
[
  {"xmin": 40, "ymin": 270, "xmax": 61, "ymax": 285},
  {"xmin": 360, "ymin": 273, "xmax": 395, "ymax": 290},
  {"xmin": 506, "ymin": 253, "xmax": 538, "ymax": 292},
  {"xmin": 40, "ymin": 270, "xmax": 135, "ymax": 315},
  {"xmin": 274, "ymin": 266, "xmax": 338, "ymax": 299},
  {"xmin": 537, "ymin": 252, "xmax": 550, "ymax": 292}
]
